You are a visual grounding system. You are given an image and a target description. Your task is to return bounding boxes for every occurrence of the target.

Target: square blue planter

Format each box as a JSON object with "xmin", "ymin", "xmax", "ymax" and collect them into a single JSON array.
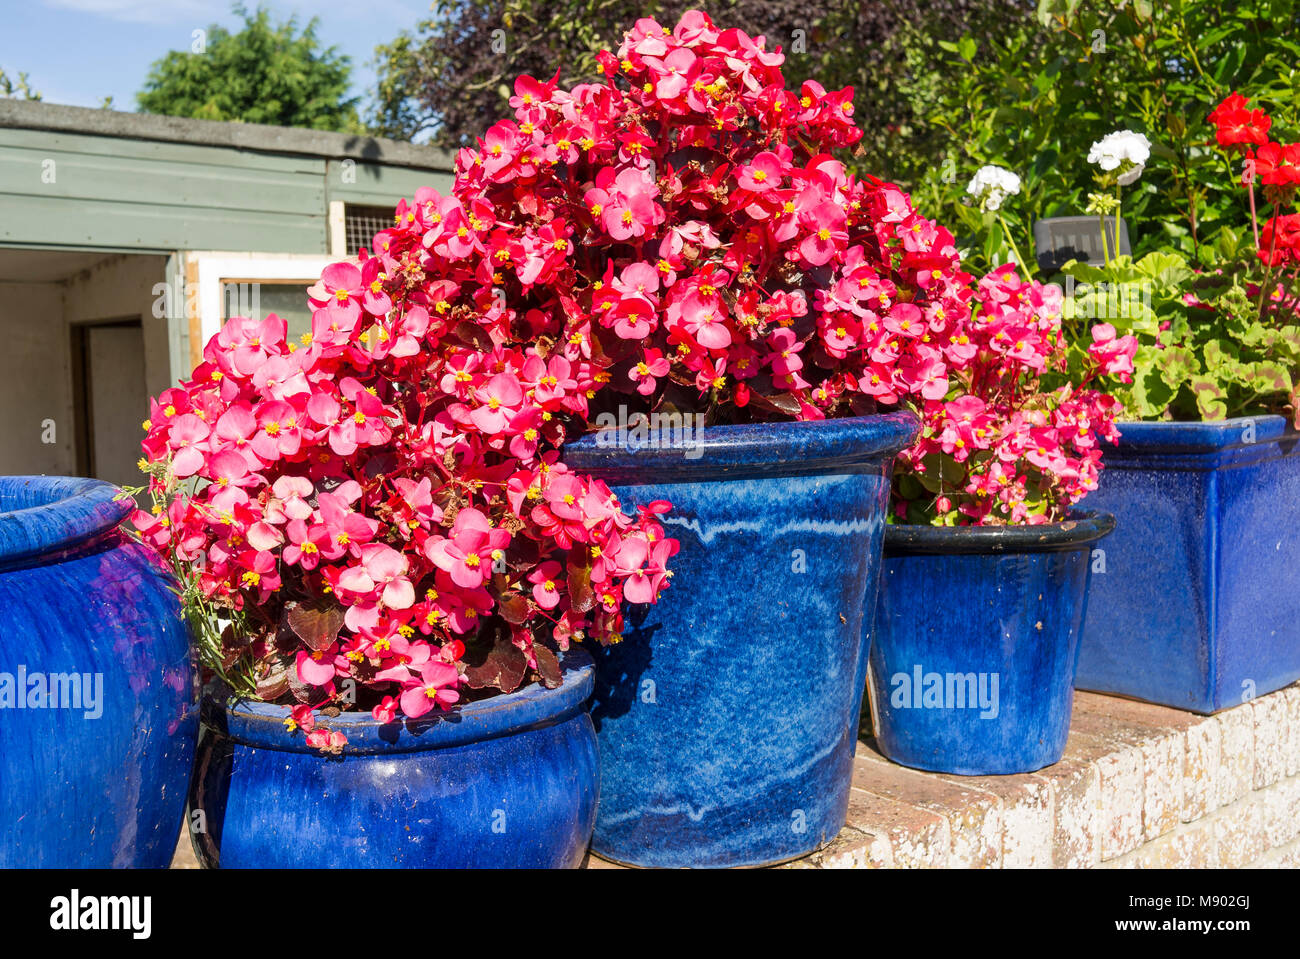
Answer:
[{"xmin": 1075, "ymin": 416, "xmax": 1300, "ymax": 713}]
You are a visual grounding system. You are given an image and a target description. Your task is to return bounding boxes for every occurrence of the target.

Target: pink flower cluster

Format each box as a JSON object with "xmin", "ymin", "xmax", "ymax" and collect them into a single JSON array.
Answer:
[
  {"xmin": 134, "ymin": 300, "xmax": 677, "ymax": 734},
  {"xmin": 134, "ymin": 10, "xmax": 1135, "ymax": 745},
  {"xmin": 895, "ymin": 265, "xmax": 1137, "ymax": 525},
  {"xmin": 393, "ymin": 11, "xmax": 990, "ymax": 426}
]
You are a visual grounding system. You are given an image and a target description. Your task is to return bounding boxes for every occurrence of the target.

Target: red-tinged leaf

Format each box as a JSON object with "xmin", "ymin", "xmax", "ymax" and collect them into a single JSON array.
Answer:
[
  {"xmin": 849, "ymin": 393, "xmax": 879, "ymax": 417},
  {"xmin": 533, "ymin": 643, "xmax": 563, "ymax": 689},
  {"xmin": 497, "ymin": 590, "xmax": 532, "ymax": 625},
  {"xmin": 285, "ymin": 601, "xmax": 346, "ymax": 652},
  {"xmin": 255, "ymin": 660, "xmax": 291, "ymax": 701},
  {"xmin": 452, "ymin": 321, "xmax": 495, "ymax": 351},
  {"xmin": 463, "ymin": 632, "xmax": 529, "ymax": 693},
  {"xmin": 589, "ymin": 329, "xmax": 638, "ymax": 366},
  {"xmin": 566, "ymin": 553, "xmax": 596, "ymax": 613},
  {"xmin": 765, "ymin": 392, "xmax": 803, "ymax": 416},
  {"xmin": 220, "ymin": 622, "xmax": 249, "ymax": 651},
  {"xmin": 741, "ymin": 389, "xmax": 782, "ymax": 416}
]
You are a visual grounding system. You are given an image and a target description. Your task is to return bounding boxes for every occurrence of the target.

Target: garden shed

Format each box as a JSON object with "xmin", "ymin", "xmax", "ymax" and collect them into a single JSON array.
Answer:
[{"xmin": 0, "ymin": 99, "xmax": 453, "ymax": 486}]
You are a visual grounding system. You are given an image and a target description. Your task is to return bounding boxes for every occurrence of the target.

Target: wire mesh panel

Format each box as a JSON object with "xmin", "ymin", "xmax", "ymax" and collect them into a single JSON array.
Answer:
[{"xmin": 344, "ymin": 205, "xmax": 397, "ymax": 256}]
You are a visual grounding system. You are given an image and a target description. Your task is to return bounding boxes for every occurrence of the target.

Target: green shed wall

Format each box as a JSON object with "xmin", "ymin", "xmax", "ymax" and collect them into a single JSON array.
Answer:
[
  {"xmin": 0, "ymin": 128, "xmax": 327, "ymax": 252},
  {"xmin": 0, "ymin": 129, "xmax": 454, "ymax": 254}
]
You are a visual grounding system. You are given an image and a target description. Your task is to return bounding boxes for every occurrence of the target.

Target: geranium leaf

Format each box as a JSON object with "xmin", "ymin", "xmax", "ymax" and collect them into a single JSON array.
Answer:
[{"xmin": 1190, "ymin": 377, "xmax": 1228, "ymax": 420}]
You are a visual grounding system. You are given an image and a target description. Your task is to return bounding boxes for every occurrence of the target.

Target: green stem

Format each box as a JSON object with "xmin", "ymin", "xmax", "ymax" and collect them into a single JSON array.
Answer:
[
  {"xmin": 1247, "ymin": 176, "xmax": 1260, "ymax": 248},
  {"xmin": 996, "ymin": 212, "xmax": 1029, "ymax": 275},
  {"xmin": 1114, "ymin": 181, "xmax": 1124, "ymax": 260}
]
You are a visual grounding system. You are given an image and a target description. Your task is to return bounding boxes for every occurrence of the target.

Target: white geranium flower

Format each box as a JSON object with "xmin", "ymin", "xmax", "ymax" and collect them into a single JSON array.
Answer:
[
  {"xmin": 1087, "ymin": 130, "xmax": 1152, "ymax": 186},
  {"xmin": 966, "ymin": 164, "xmax": 1022, "ymax": 211}
]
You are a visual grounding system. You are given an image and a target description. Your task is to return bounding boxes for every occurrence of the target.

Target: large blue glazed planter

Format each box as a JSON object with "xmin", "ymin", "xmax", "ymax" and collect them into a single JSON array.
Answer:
[
  {"xmin": 562, "ymin": 412, "xmax": 919, "ymax": 868},
  {"xmin": 867, "ymin": 513, "xmax": 1114, "ymax": 776},
  {"xmin": 1075, "ymin": 416, "xmax": 1300, "ymax": 713},
  {"xmin": 0, "ymin": 475, "xmax": 196, "ymax": 867},
  {"xmin": 188, "ymin": 647, "xmax": 598, "ymax": 868}
]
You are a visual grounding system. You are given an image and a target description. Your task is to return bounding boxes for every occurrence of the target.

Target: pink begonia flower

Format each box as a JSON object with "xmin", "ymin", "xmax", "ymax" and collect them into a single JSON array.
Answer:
[
  {"xmin": 399, "ymin": 661, "xmax": 461, "ymax": 719},
  {"xmin": 644, "ymin": 46, "xmax": 698, "ymax": 100},
  {"xmin": 528, "ymin": 560, "xmax": 565, "ymax": 609},
  {"xmin": 372, "ymin": 696, "xmax": 399, "ymax": 724},
  {"xmin": 372, "ymin": 634, "xmax": 433, "ymax": 682},
  {"xmin": 288, "ymin": 704, "xmax": 316, "ymax": 733},
  {"xmin": 207, "ymin": 448, "xmax": 257, "ymax": 489},
  {"xmin": 316, "ymin": 262, "xmax": 366, "ymax": 324},
  {"xmin": 305, "ymin": 728, "xmax": 347, "ymax": 753},
  {"xmin": 296, "ymin": 645, "xmax": 340, "ymax": 687},
  {"xmin": 250, "ymin": 399, "xmax": 304, "ymax": 462},
  {"xmin": 1089, "ymin": 323, "xmax": 1138, "ymax": 380},
  {"xmin": 337, "ymin": 543, "xmax": 416, "ymax": 609},
  {"xmin": 629, "ymin": 348, "xmax": 670, "ymax": 395},
  {"xmin": 736, "ymin": 151, "xmax": 783, "ymax": 192},
  {"xmin": 268, "ymin": 476, "xmax": 314, "ymax": 522},
  {"xmin": 282, "ymin": 519, "xmax": 331, "ymax": 570},
  {"xmin": 470, "ymin": 372, "xmax": 525, "ymax": 434},
  {"xmin": 166, "ymin": 414, "xmax": 210, "ymax": 478},
  {"xmin": 425, "ymin": 508, "xmax": 511, "ymax": 589}
]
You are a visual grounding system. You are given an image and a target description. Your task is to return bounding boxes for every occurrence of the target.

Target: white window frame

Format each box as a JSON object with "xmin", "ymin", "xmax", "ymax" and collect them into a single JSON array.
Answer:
[{"xmin": 194, "ymin": 253, "xmax": 338, "ymax": 345}]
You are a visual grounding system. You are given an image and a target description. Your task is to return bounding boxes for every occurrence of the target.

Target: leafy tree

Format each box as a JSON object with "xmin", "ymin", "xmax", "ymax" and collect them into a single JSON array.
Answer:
[
  {"xmin": 369, "ymin": 0, "xmax": 1025, "ymax": 176},
  {"xmin": 0, "ymin": 67, "xmax": 41, "ymax": 100},
  {"xmin": 137, "ymin": 3, "xmax": 360, "ymax": 132}
]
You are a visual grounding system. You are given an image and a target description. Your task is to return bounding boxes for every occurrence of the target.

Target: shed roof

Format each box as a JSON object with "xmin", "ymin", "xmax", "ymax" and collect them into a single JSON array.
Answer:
[{"xmin": 0, "ymin": 99, "xmax": 455, "ymax": 172}]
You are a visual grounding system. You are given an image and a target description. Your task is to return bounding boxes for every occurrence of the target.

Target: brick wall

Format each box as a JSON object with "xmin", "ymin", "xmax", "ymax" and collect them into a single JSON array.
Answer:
[{"xmin": 791, "ymin": 684, "xmax": 1300, "ymax": 869}]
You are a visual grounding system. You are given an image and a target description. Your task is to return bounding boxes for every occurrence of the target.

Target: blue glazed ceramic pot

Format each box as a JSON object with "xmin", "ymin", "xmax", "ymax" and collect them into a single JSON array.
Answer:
[
  {"xmin": 0, "ymin": 476, "xmax": 196, "ymax": 867},
  {"xmin": 188, "ymin": 648, "xmax": 598, "ymax": 868},
  {"xmin": 562, "ymin": 412, "xmax": 919, "ymax": 867},
  {"xmin": 867, "ymin": 513, "xmax": 1114, "ymax": 776},
  {"xmin": 1075, "ymin": 416, "xmax": 1300, "ymax": 713}
]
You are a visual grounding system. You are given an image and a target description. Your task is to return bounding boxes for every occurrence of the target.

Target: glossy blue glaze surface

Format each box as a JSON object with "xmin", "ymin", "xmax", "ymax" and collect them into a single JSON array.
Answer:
[
  {"xmin": 867, "ymin": 514, "xmax": 1113, "ymax": 776},
  {"xmin": 562, "ymin": 413, "xmax": 918, "ymax": 867},
  {"xmin": 0, "ymin": 476, "xmax": 196, "ymax": 867},
  {"xmin": 1076, "ymin": 416, "xmax": 1300, "ymax": 713},
  {"xmin": 189, "ymin": 648, "xmax": 599, "ymax": 868}
]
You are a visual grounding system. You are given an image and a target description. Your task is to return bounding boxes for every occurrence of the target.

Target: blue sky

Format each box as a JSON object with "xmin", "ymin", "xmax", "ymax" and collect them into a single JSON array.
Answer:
[{"xmin": 0, "ymin": 0, "xmax": 431, "ymax": 114}]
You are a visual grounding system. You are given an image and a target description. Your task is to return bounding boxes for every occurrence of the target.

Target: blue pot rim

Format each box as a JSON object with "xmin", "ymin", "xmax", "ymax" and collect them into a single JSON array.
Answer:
[
  {"xmin": 0, "ymin": 476, "xmax": 132, "ymax": 568},
  {"xmin": 204, "ymin": 646, "xmax": 595, "ymax": 755},
  {"xmin": 883, "ymin": 511, "xmax": 1115, "ymax": 555},
  {"xmin": 1111, "ymin": 415, "xmax": 1298, "ymax": 453},
  {"xmin": 561, "ymin": 411, "xmax": 920, "ymax": 482}
]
